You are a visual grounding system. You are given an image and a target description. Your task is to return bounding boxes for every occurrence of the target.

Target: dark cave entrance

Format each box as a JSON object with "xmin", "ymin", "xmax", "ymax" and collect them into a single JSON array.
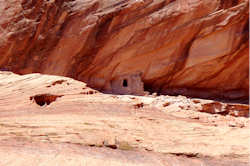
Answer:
[
  {"xmin": 30, "ymin": 94, "xmax": 63, "ymax": 106},
  {"xmin": 143, "ymin": 81, "xmax": 159, "ymax": 95}
]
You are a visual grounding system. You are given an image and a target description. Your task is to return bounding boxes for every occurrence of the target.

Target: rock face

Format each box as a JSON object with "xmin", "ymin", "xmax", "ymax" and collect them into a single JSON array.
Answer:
[
  {"xmin": 0, "ymin": 0, "xmax": 249, "ymax": 99},
  {"xmin": 0, "ymin": 72, "xmax": 249, "ymax": 165}
]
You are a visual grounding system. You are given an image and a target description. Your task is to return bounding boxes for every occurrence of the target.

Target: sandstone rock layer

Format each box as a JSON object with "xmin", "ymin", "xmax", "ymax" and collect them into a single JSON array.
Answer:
[
  {"xmin": 0, "ymin": 0, "xmax": 249, "ymax": 99},
  {"xmin": 0, "ymin": 72, "xmax": 249, "ymax": 165}
]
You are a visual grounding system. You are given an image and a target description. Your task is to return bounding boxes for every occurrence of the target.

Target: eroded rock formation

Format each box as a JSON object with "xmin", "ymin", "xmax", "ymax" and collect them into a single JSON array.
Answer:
[
  {"xmin": 0, "ymin": 72, "xmax": 249, "ymax": 165},
  {"xmin": 0, "ymin": 0, "xmax": 249, "ymax": 99}
]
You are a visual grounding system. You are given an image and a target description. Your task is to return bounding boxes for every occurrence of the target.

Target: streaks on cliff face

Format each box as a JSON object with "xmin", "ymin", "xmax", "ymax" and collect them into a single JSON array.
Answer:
[
  {"xmin": 0, "ymin": 0, "xmax": 72, "ymax": 73},
  {"xmin": 0, "ymin": 0, "xmax": 249, "ymax": 100},
  {"xmin": 219, "ymin": 0, "xmax": 242, "ymax": 10}
]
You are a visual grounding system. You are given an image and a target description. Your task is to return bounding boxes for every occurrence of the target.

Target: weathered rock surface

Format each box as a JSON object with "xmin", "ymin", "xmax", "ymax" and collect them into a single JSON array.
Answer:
[
  {"xmin": 0, "ymin": 72, "xmax": 249, "ymax": 165},
  {"xmin": 0, "ymin": 0, "xmax": 249, "ymax": 100}
]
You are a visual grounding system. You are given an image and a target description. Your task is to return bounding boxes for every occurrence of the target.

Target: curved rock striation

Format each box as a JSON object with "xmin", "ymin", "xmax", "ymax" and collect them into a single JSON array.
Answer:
[{"xmin": 0, "ymin": 0, "xmax": 249, "ymax": 100}]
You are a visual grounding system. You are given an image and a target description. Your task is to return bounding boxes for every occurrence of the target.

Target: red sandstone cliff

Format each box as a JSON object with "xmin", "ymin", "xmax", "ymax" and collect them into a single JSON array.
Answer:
[{"xmin": 0, "ymin": 0, "xmax": 249, "ymax": 100}]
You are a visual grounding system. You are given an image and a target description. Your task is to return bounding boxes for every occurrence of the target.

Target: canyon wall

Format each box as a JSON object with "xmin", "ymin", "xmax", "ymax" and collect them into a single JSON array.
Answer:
[{"xmin": 0, "ymin": 0, "xmax": 249, "ymax": 99}]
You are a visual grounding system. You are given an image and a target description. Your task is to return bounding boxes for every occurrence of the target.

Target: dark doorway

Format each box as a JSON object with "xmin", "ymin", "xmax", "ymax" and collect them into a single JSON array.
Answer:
[{"xmin": 123, "ymin": 79, "xmax": 128, "ymax": 87}]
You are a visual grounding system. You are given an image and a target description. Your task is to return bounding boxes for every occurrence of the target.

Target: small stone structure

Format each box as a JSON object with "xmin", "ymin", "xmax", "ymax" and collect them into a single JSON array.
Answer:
[{"xmin": 110, "ymin": 73, "xmax": 144, "ymax": 95}]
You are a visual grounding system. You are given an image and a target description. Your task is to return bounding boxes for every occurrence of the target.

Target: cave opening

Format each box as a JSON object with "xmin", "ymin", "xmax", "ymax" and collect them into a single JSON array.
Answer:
[
  {"xmin": 143, "ymin": 82, "xmax": 159, "ymax": 95},
  {"xmin": 30, "ymin": 94, "xmax": 63, "ymax": 106}
]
